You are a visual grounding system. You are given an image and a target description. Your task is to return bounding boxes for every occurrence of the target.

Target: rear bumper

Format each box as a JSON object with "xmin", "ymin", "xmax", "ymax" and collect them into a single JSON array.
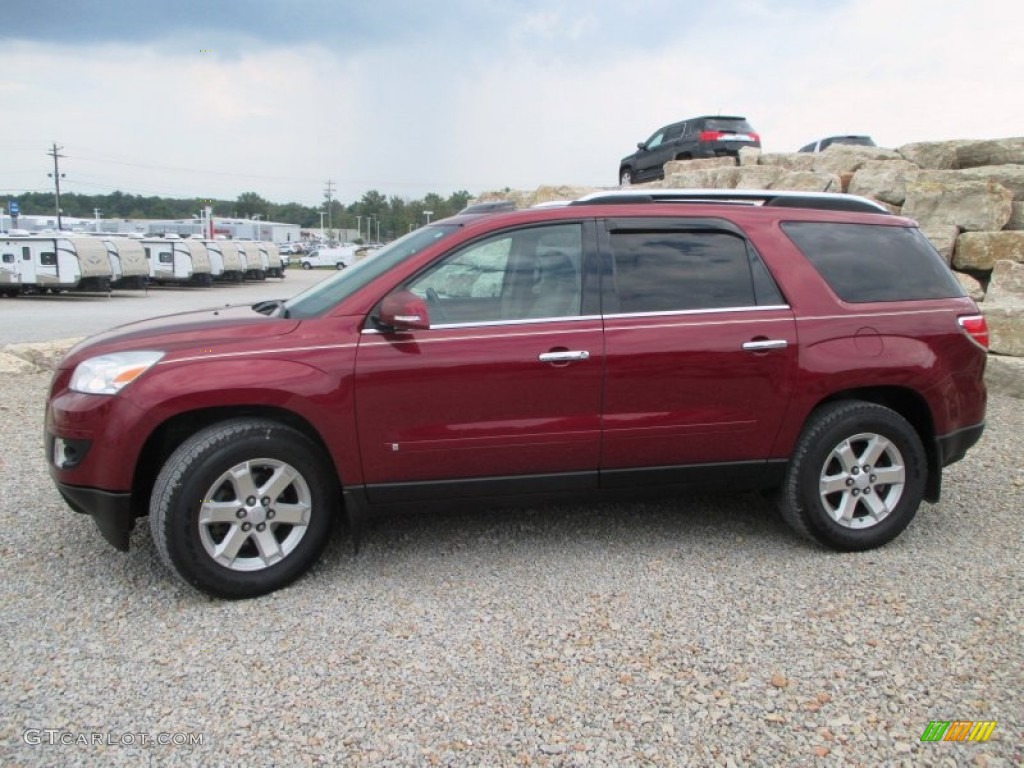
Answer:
[
  {"xmin": 937, "ymin": 421, "xmax": 985, "ymax": 467},
  {"xmin": 57, "ymin": 483, "xmax": 134, "ymax": 552}
]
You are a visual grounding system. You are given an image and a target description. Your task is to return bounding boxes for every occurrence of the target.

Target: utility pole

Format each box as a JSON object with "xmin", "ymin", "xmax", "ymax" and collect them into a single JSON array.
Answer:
[
  {"xmin": 47, "ymin": 143, "xmax": 66, "ymax": 230},
  {"xmin": 93, "ymin": 208, "xmax": 102, "ymax": 231},
  {"xmin": 323, "ymin": 179, "xmax": 335, "ymax": 240}
]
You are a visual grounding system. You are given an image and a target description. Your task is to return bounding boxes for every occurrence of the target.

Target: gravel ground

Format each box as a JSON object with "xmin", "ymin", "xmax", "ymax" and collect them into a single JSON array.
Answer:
[{"xmin": 0, "ymin": 375, "xmax": 1021, "ymax": 767}]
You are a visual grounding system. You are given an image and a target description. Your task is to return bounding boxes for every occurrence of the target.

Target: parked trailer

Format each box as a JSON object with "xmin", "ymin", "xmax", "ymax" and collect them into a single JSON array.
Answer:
[
  {"xmin": 98, "ymin": 236, "xmax": 149, "ymax": 289},
  {"xmin": 182, "ymin": 239, "xmax": 215, "ymax": 285},
  {"xmin": 205, "ymin": 240, "xmax": 244, "ymax": 283},
  {"xmin": 0, "ymin": 244, "xmax": 20, "ymax": 296},
  {"xmin": 141, "ymin": 236, "xmax": 213, "ymax": 285},
  {"xmin": 260, "ymin": 242, "xmax": 286, "ymax": 278},
  {"xmin": 0, "ymin": 235, "xmax": 112, "ymax": 293},
  {"xmin": 237, "ymin": 241, "xmax": 267, "ymax": 281}
]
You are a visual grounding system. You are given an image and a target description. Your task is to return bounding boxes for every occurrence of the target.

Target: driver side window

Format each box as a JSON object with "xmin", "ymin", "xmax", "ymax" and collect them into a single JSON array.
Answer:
[{"xmin": 408, "ymin": 223, "xmax": 583, "ymax": 325}]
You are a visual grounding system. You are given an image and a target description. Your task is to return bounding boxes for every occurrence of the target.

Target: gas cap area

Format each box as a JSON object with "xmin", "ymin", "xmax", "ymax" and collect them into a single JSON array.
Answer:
[{"xmin": 854, "ymin": 327, "xmax": 884, "ymax": 357}]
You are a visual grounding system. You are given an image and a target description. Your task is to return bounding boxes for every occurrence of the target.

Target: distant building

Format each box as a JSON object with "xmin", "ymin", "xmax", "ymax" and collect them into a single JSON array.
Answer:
[{"xmin": 5, "ymin": 215, "xmax": 302, "ymax": 243}]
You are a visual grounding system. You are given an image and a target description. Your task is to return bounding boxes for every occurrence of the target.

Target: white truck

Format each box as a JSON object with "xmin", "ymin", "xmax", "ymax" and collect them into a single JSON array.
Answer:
[
  {"xmin": 299, "ymin": 245, "xmax": 359, "ymax": 270},
  {"xmin": 0, "ymin": 234, "xmax": 113, "ymax": 294}
]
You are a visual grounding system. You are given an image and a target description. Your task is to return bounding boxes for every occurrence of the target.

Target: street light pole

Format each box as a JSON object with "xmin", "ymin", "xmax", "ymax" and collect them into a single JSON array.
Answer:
[
  {"xmin": 424, "ymin": 210, "xmax": 433, "ymax": 224},
  {"xmin": 318, "ymin": 212, "xmax": 325, "ymax": 242}
]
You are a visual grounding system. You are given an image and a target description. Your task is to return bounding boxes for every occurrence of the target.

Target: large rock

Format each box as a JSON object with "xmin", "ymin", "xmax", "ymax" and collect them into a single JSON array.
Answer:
[
  {"xmin": 985, "ymin": 259, "xmax": 1024, "ymax": 302},
  {"xmin": 2, "ymin": 338, "xmax": 83, "ymax": 371},
  {"xmin": 663, "ymin": 157, "xmax": 736, "ymax": 174},
  {"xmin": 902, "ymin": 180, "xmax": 1012, "ymax": 232},
  {"xmin": 757, "ymin": 153, "xmax": 817, "ymax": 171},
  {"xmin": 770, "ymin": 171, "xmax": 842, "ymax": 193},
  {"xmin": 0, "ymin": 352, "xmax": 38, "ymax": 375},
  {"xmin": 897, "ymin": 140, "xmax": 962, "ymax": 170},
  {"xmin": 953, "ymin": 231, "xmax": 1024, "ymax": 271},
  {"xmin": 738, "ymin": 146, "xmax": 761, "ymax": 166},
  {"xmin": 847, "ymin": 160, "xmax": 921, "ymax": 205},
  {"xmin": 955, "ymin": 137, "xmax": 1024, "ymax": 169},
  {"xmin": 811, "ymin": 145, "xmax": 902, "ymax": 176},
  {"xmin": 922, "ymin": 225, "xmax": 960, "ymax": 264},
  {"xmin": 983, "ymin": 300, "xmax": 1024, "ymax": 357},
  {"xmin": 473, "ymin": 185, "xmax": 601, "ymax": 207},
  {"xmin": 954, "ymin": 271, "xmax": 985, "ymax": 302},
  {"xmin": 957, "ymin": 165, "xmax": 1024, "ymax": 200},
  {"xmin": 663, "ymin": 167, "xmax": 740, "ymax": 189},
  {"xmin": 1007, "ymin": 202, "xmax": 1024, "ymax": 230},
  {"xmin": 734, "ymin": 166, "xmax": 785, "ymax": 189},
  {"xmin": 985, "ymin": 355, "xmax": 1024, "ymax": 399}
]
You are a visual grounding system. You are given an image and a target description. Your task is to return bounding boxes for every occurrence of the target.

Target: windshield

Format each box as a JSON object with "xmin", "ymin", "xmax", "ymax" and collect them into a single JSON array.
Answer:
[{"xmin": 284, "ymin": 224, "xmax": 459, "ymax": 318}]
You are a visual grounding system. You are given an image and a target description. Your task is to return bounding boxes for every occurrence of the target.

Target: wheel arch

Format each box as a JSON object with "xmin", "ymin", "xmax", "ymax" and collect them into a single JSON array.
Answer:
[
  {"xmin": 130, "ymin": 405, "xmax": 341, "ymax": 520},
  {"xmin": 807, "ymin": 386, "xmax": 940, "ymax": 502}
]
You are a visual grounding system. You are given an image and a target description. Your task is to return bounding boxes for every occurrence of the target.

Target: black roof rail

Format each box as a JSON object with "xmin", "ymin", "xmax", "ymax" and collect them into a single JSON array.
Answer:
[
  {"xmin": 571, "ymin": 189, "xmax": 890, "ymax": 215},
  {"xmin": 457, "ymin": 200, "xmax": 517, "ymax": 215}
]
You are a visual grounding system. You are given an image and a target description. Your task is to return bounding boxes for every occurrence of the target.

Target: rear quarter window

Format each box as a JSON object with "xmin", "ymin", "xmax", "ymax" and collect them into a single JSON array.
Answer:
[{"xmin": 781, "ymin": 222, "xmax": 965, "ymax": 302}]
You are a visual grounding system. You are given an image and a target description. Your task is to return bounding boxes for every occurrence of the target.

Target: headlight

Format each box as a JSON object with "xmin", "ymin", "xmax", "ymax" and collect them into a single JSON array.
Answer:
[{"xmin": 69, "ymin": 351, "xmax": 165, "ymax": 395}]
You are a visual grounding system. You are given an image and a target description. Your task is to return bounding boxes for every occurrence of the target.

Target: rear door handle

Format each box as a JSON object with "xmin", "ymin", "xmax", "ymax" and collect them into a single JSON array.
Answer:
[
  {"xmin": 742, "ymin": 339, "xmax": 788, "ymax": 351},
  {"xmin": 538, "ymin": 350, "xmax": 590, "ymax": 363}
]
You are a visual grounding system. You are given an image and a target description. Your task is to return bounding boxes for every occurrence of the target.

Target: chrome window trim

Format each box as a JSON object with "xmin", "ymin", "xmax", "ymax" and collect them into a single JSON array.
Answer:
[
  {"xmin": 164, "ymin": 343, "xmax": 358, "ymax": 365},
  {"xmin": 362, "ymin": 314, "xmax": 603, "ymax": 334},
  {"xmin": 603, "ymin": 304, "xmax": 790, "ymax": 320}
]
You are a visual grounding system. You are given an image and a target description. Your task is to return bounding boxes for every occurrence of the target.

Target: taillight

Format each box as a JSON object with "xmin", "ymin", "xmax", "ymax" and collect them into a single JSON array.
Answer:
[
  {"xmin": 749, "ymin": 132, "xmax": 761, "ymax": 143},
  {"xmin": 958, "ymin": 314, "xmax": 989, "ymax": 349},
  {"xmin": 699, "ymin": 130, "xmax": 724, "ymax": 142}
]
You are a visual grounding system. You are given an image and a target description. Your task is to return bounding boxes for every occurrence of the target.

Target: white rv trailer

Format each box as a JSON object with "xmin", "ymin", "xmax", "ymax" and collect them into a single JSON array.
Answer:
[
  {"xmin": 205, "ymin": 240, "xmax": 244, "ymax": 283},
  {"xmin": 97, "ymin": 236, "xmax": 149, "ymax": 289},
  {"xmin": 259, "ymin": 242, "xmax": 285, "ymax": 278},
  {"xmin": 182, "ymin": 239, "xmax": 216, "ymax": 284},
  {"xmin": 236, "ymin": 241, "xmax": 267, "ymax": 281},
  {"xmin": 0, "ymin": 235, "xmax": 113, "ymax": 293},
  {"xmin": 141, "ymin": 236, "xmax": 214, "ymax": 285}
]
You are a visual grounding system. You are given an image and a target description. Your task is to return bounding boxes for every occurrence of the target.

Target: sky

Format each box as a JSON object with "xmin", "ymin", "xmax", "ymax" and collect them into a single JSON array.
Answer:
[{"xmin": 1, "ymin": 0, "xmax": 1022, "ymax": 210}]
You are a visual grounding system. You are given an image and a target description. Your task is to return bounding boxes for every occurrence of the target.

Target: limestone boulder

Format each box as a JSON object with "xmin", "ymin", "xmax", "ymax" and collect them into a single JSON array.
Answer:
[
  {"xmin": 897, "ymin": 140, "xmax": 962, "ymax": 170},
  {"xmin": 811, "ymin": 145, "xmax": 901, "ymax": 176},
  {"xmin": 983, "ymin": 300, "xmax": 1024, "ymax": 357},
  {"xmin": 985, "ymin": 259, "xmax": 1024, "ymax": 303},
  {"xmin": 738, "ymin": 146, "xmax": 761, "ymax": 166},
  {"xmin": 902, "ymin": 180, "xmax": 1012, "ymax": 232},
  {"xmin": 770, "ymin": 171, "xmax": 842, "ymax": 193},
  {"xmin": 955, "ymin": 137, "xmax": 1024, "ymax": 169},
  {"xmin": 847, "ymin": 160, "xmax": 921, "ymax": 205},
  {"xmin": 922, "ymin": 225, "xmax": 960, "ymax": 265},
  {"xmin": 953, "ymin": 231, "xmax": 1024, "ymax": 271},
  {"xmin": 985, "ymin": 355, "xmax": 1024, "ymax": 399},
  {"xmin": 0, "ymin": 352, "xmax": 38, "ymax": 375},
  {"xmin": 734, "ymin": 166, "xmax": 785, "ymax": 189},
  {"xmin": 956, "ymin": 165, "xmax": 1024, "ymax": 200},
  {"xmin": 1007, "ymin": 202, "xmax": 1024, "ymax": 230},
  {"xmin": 953, "ymin": 271, "xmax": 985, "ymax": 302},
  {"xmin": 2, "ymin": 338, "xmax": 84, "ymax": 371},
  {"xmin": 757, "ymin": 153, "xmax": 817, "ymax": 171},
  {"xmin": 664, "ymin": 167, "xmax": 740, "ymax": 189},
  {"xmin": 663, "ymin": 157, "xmax": 736, "ymax": 175}
]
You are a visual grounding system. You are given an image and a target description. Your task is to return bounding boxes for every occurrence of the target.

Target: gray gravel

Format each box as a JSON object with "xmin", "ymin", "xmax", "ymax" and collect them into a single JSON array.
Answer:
[{"xmin": 0, "ymin": 375, "xmax": 1021, "ymax": 767}]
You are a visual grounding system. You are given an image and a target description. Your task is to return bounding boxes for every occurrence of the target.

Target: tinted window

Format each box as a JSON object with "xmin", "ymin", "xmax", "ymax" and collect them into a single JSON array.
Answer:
[
  {"xmin": 704, "ymin": 118, "xmax": 754, "ymax": 133},
  {"xmin": 40, "ymin": 251, "xmax": 57, "ymax": 266},
  {"xmin": 2, "ymin": 253, "xmax": 13, "ymax": 263},
  {"xmin": 609, "ymin": 231, "xmax": 769, "ymax": 313},
  {"xmin": 782, "ymin": 222, "xmax": 965, "ymax": 302}
]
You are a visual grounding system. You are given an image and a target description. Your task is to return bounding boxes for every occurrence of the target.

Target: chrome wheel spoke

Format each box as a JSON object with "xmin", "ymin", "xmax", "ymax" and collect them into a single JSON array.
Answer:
[
  {"xmin": 213, "ymin": 524, "xmax": 250, "ymax": 565},
  {"xmin": 821, "ymin": 474, "xmax": 851, "ymax": 494},
  {"xmin": 260, "ymin": 465, "xmax": 298, "ymax": 504},
  {"xmin": 863, "ymin": 435, "xmax": 892, "ymax": 468},
  {"xmin": 861, "ymin": 491, "xmax": 889, "ymax": 519},
  {"xmin": 228, "ymin": 463, "xmax": 260, "ymax": 502},
  {"xmin": 833, "ymin": 440, "xmax": 859, "ymax": 473},
  {"xmin": 199, "ymin": 500, "xmax": 242, "ymax": 525},
  {"xmin": 872, "ymin": 466, "xmax": 905, "ymax": 486},
  {"xmin": 253, "ymin": 530, "xmax": 284, "ymax": 565},
  {"xmin": 272, "ymin": 502, "xmax": 310, "ymax": 526}
]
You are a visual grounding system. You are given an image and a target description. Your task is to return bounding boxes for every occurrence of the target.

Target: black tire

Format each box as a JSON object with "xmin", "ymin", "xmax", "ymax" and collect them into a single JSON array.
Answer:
[
  {"xmin": 619, "ymin": 168, "xmax": 632, "ymax": 186},
  {"xmin": 150, "ymin": 419, "xmax": 338, "ymax": 598},
  {"xmin": 335, "ymin": 262, "xmax": 345, "ymax": 270},
  {"xmin": 301, "ymin": 262, "xmax": 312, "ymax": 270},
  {"xmin": 779, "ymin": 401, "xmax": 927, "ymax": 551}
]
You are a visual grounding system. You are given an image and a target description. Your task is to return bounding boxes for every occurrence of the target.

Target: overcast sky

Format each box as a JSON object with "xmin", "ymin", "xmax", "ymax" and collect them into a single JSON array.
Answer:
[{"xmin": 2, "ymin": 0, "xmax": 1021, "ymax": 209}]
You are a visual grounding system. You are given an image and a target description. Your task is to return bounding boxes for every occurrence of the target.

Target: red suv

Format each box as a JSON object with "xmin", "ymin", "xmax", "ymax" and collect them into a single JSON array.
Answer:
[{"xmin": 46, "ymin": 190, "xmax": 988, "ymax": 598}]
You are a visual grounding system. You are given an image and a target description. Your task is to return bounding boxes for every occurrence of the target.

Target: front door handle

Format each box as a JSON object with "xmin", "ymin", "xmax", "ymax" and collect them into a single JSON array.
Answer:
[
  {"xmin": 538, "ymin": 350, "xmax": 590, "ymax": 363},
  {"xmin": 742, "ymin": 339, "xmax": 788, "ymax": 351}
]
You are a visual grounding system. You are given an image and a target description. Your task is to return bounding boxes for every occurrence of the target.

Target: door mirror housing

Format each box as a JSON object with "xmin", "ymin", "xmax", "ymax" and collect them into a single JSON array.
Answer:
[{"xmin": 378, "ymin": 290, "xmax": 430, "ymax": 331}]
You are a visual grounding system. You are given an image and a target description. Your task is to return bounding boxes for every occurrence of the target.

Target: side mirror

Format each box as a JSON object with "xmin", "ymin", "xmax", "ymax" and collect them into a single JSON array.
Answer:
[
  {"xmin": 378, "ymin": 290, "xmax": 430, "ymax": 331},
  {"xmin": 637, "ymin": 141, "xmax": 647, "ymax": 150}
]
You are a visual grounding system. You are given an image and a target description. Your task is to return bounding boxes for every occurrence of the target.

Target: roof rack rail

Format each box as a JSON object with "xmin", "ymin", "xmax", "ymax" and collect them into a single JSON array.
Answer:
[
  {"xmin": 571, "ymin": 188, "xmax": 890, "ymax": 215},
  {"xmin": 457, "ymin": 200, "xmax": 517, "ymax": 215}
]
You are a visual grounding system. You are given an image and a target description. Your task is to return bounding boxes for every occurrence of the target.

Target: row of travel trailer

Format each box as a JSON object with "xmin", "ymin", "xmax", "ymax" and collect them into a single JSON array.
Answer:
[{"xmin": 0, "ymin": 234, "xmax": 286, "ymax": 296}]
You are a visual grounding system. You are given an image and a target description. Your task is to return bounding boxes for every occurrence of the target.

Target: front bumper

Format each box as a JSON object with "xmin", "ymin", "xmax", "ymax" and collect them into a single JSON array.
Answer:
[{"xmin": 57, "ymin": 482, "xmax": 134, "ymax": 551}]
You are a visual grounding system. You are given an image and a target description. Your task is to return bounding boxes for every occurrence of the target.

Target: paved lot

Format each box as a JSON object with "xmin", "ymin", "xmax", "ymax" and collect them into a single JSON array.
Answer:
[{"xmin": 0, "ymin": 268, "xmax": 335, "ymax": 345}]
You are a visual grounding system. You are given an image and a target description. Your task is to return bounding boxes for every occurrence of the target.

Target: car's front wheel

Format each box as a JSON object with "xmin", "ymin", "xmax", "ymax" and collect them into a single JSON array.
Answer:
[
  {"xmin": 301, "ymin": 261, "xmax": 312, "ymax": 270},
  {"xmin": 150, "ymin": 419, "xmax": 338, "ymax": 598},
  {"xmin": 779, "ymin": 401, "xmax": 927, "ymax": 551},
  {"xmin": 619, "ymin": 169, "xmax": 632, "ymax": 186}
]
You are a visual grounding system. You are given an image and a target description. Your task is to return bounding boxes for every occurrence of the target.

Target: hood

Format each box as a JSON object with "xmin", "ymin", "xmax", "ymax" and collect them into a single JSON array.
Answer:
[{"xmin": 60, "ymin": 303, "xmax": 301, "ymax": 369}]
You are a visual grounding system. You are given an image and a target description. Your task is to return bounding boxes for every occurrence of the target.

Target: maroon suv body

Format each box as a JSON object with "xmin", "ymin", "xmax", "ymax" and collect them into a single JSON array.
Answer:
[{"xmin": 46, "ymin": 190, "xmax": 987, "ymax": 598}]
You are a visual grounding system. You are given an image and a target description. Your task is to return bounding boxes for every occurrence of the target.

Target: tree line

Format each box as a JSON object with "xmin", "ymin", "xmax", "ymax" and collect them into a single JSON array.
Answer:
[{"xmin": 9, "ymin": 189, "xmax": 475, "ymax": 240}]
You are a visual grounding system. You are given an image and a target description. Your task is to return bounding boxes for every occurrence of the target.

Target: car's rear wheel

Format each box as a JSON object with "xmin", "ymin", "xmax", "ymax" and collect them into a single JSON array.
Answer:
[
  {"xmin": 779, "ymin": 401, "xmax": 927, "ymax": 551},
  {"xmin": 620, "ymin": 169, "xmax": 632, "ymax": 186},
  {"xmin": 150, "ymin": 419, "xmax": 337, "ymax": 598},
  {"xmin": 301, "ymin": 261, "xmax": 311, "ymax": 270},
  {"xmin": 336, "ymin": 261, "xmax": 345, "ymax": 270}
]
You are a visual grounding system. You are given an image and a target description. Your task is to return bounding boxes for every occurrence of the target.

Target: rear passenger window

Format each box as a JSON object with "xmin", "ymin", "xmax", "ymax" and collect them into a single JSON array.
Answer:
[
  {"xmin": 782, "ymin": 222, "xmax": 965, "ymax": 302},
  {"xmin": 609, "ymin": 231, "xmax": 780, "ymax": 313},
  {"xmin": 40, "ymin": 252, "xmax": 57, "ymax": 266}
]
